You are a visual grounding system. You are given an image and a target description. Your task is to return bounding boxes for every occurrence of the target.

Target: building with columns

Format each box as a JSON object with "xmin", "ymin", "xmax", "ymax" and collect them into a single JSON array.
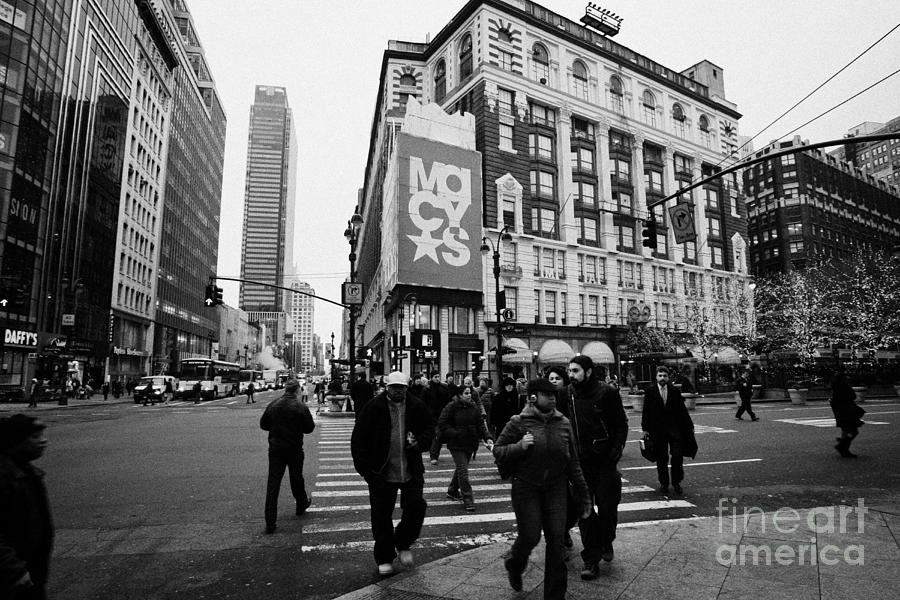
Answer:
[{"xmin": 354, "ymin": 0, "xmax": 753, "ymax": 384}]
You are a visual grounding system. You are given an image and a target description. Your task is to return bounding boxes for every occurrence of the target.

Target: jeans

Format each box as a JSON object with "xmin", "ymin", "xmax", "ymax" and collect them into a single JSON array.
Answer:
[
  {"xmin": 655, "ymin": 438, "xmax": 684, "ymax": 487},
  {"xmin": 506, "ymin": 478, "xmax": 568, "ymax": 600},
  {"xmin": 265, "ymin": 446, "xmax": 307, "ymax": 527},
  {"xmin": 579, "ymin": 467, "xmax": 622, "ymax": 563},
  {"xmin": 429, "ymin": 424, "xmax": 443, "ymax": 461},
  {"xmin": 367, "ymin": 478, "xmax": 427, "ymax": 565},
  {"xmin": 447, "ymin": 449, "xmax": 474, "ymax": 501},
  {"xmin": 735, "ymin": 398, "xmax": 756, "ymax": 420}
]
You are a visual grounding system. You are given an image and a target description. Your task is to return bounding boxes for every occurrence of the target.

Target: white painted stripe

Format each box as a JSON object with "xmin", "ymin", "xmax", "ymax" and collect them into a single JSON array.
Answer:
[
  {"xmin": 320, "ymin": 451, "xmax": 351, "ymax": 455},
  {"xmin": 226, "ymin": 401, "xmax": 238, "ymax": 405},
  {"xmin": 318, "ymin": 441, "xmax": 350, "ymax": 445},
  {"xmin": 622, "ymin": 458, "xmax": 762, "ymax": 471},
  {"xmin": 319, "ymin": 458, "xmax": 354, "ymax": 461},
  {"xmin": 316, "ymin": 475, "xmax": 501, "ymax": 487},
  {"xmin": 312, "ymin": 484, "xmax": 654, "ymax": 498},
  {"xmin": 304, "ymin": 495, "xmax": 683, "ymax": 514}
]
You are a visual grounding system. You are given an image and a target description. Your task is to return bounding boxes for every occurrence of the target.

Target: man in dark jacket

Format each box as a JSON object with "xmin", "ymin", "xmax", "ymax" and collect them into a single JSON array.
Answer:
[
  {"xmin": 734, "ymin": 370, "xmax": 758, "ymax": 421},
  {"xmin": 642, "ymin": 365, "xmax": 696, "ymax": 497},
  {"xmin": 351, "ymin": 371, "xmax": 434, "ymax": 577},
  {"xmin": 350, "ymin": 376, "xmax": 374, "ymax": 415},
  {"xmin": 566, "ymin": 356, "xmax": 628, "ymax": 580},
  {"xmin": 420, "ymin": 371, "xmax": 450, "ymax": 464},
  {"xmin": 0, "ymin": 414, "xmax": 52, "ymax": 600},
  {"xmin": 259, "ymin": 379, "xmax": 315, "ymax": 534}
]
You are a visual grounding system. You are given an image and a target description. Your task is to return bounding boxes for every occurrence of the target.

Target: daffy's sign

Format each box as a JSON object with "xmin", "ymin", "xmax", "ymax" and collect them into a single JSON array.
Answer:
[{"xmin": 394, "ymin": 133, "xmax": 482, "ymax": 290}]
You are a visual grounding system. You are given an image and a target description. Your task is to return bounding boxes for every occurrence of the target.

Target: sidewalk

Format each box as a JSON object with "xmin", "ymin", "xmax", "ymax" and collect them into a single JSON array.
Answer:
[
  {"xmin": 334, "ymin": 502, "xmax": 900, "ymax": 600},
  {"xmin": 0, "ymin": 395, "xmax": 136, "ymax": 412}
]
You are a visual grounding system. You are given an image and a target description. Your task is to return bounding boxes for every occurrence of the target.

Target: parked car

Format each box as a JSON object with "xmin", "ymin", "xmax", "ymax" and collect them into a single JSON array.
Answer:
[
  {"xmin": 133, "ymin": 376, "xmax": 177, "ymax": 404},
  {"xmin": 0, "ymin": 383, "xmax": 25, "ymax": 403}
]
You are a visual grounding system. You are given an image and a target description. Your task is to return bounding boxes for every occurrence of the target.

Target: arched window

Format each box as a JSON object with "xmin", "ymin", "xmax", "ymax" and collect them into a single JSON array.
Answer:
[
  {"xmin": 608, "ymin": 75, "xmax": 624, "ymax": 112},
  {"xmin": 671, "ymin": 103, "xmax": 686, "ymax": 137},
  {"xmin": 698, "ymin": 115, "xmax": 712, "ymax": 148},
  {"xmin": 399, "ymin": 73, "xmax": 416, "ymax": 87},
  {"xmin": 434, "ymin": 59, "xmax": 446, "ymax": 103},
  {"xmin": 532, "ymin": 42, "xmax": 549, "ymax": 82},
  {"xmin": 572, "ymin": 60, "xmax": 588, "ymax": 99},
  {"xmin": 698, "ymin": 115, "xmax": 709, "ymax": 132},
  {"xmin": 642, "ymin": 90, "xmax": 656, "ymax": 126},
  {"xmin": 459, "ymin": 33, "xmax": 473, "ymax": 80}
]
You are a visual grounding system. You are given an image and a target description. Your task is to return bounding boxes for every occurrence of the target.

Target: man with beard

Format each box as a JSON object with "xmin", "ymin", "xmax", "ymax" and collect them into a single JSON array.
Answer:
[
  {"xmin": 566, "ymin": 355, "xmax": 628, "ymax": 581},
  {"xmin": 351, "ymin": 371, "xmax": 434, "ymax": 576}
]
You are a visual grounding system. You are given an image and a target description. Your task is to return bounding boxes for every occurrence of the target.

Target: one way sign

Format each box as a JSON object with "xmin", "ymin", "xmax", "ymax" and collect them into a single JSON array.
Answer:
[{"xmin": 668, "ymin": 202, "xmax": 697, "ymax": 244}]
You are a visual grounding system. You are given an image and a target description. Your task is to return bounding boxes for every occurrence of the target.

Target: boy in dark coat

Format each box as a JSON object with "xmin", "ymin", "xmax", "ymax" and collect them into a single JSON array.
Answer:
[{"xmin": 0, "ymin": 414, "xmax": 53, "ymax": 600}]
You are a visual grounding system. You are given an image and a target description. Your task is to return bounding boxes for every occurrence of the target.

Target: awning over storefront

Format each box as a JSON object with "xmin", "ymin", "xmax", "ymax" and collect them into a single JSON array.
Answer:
[
  {"xmin": 580, "ymin": 341, "xmax": 615, "ymax": 364},
  {"xmin": 537, "ymin": 339, "xmax": 574, "ymax": 364},
  {"xmin": 487, "ymin": 337, "xmax": 533, "ymax": 363}
]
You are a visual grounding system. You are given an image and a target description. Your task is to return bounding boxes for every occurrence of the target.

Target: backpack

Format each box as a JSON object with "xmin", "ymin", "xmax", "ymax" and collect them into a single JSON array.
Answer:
[{"xmin": 494, "ymin": 414, "xmax": 524, "ymax": 480}]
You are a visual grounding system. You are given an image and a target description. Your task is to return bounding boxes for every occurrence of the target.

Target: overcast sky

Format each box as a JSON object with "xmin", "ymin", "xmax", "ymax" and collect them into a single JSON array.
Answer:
[{"xmin": 186, "ymin": 0, "xmax": 900, "ymax": 350}]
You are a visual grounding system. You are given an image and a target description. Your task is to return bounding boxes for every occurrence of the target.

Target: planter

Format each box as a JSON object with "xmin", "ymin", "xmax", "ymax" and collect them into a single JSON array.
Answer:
[
  {"xmin": 626, "ymin": 394, "xmax": 644, "ymax": 412},
  {"xmin": 751, "ymin": 384, "xmax": 762, "ymax": 400},
  {"xmin": 851, "ymin": 386, "xmax": 867, "ymax": 404},
  {"xmin": 787, "ymin": 388, "xmax": 808, "ymax": 405},
  {"xmin": 684, "ymin": 393, "xmax": 698, "ymax": 411}
]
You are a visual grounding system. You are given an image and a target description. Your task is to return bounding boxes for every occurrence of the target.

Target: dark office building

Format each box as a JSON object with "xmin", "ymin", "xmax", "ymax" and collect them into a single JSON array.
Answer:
[
  {"xmin": 152, "ymin": 0, "xmax": 227, "ymax": 372},
  {"xmin": 745, "ymin": 136, "xmax": 900, "ymax": 276}
]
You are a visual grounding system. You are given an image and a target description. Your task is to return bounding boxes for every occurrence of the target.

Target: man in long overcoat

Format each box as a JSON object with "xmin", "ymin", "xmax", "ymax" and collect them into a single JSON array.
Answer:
[{"xmin": 642, "ymin": 365, "xmax": 696, "ymax": 496}]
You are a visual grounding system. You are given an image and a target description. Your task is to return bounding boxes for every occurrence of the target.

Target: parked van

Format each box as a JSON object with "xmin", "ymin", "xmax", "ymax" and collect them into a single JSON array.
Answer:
[{"xmin": 133, "ymin": 375, "xmax": 178, "ymax": 404}]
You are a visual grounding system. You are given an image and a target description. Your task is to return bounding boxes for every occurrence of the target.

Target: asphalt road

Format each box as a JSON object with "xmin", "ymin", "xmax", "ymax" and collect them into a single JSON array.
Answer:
[{"xmin": 32, "ymin": 394, "xmax": 900, "ymax": 599}]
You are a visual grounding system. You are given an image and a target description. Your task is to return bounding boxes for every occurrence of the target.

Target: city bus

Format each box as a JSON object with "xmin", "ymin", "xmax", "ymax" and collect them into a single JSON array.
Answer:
[
  {"xmin": 238, "ymin": 369, "xmax": 263, "ymax": 394},
  {"xmin": 175, "ymin": 358, "xmax": 241, "ymax": 400}
]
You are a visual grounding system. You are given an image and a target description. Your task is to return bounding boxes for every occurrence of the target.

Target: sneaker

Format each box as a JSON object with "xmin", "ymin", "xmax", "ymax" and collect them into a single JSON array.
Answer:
[
  {"xmin": 430, "ymin": 459, "xmax": 438, "ymax": 465},
  {"xmin": 673, "ymin": 483, "xmax": 683, "ymax": 495},
  {"xmin": 504, "ymin": 559, "xmax": 523, "ymax": 592},
  {"xmin": 580, "ymin": 561, "xmax": 599, "ymax": 580},
  {"xmin": 446, "ymin": 491, "xmax": 462, "ymax": 501},
  {"xmin": 398, "ymin": 550, "xmax": 414, "ymax": 567},
  {"xmin": 296, "ymin": 494, "xmax": 312, "ymax": 515},
  {"xmin": 264, "ymin": 524, "xmax": 276, "ymax": 534},
  {"xmin": 377, "ymin": 563, "xmax": 395, "ymax": 576},
  {"xmin": 464, "ymin": 501, "xmax": 476, "ymax": 512}
]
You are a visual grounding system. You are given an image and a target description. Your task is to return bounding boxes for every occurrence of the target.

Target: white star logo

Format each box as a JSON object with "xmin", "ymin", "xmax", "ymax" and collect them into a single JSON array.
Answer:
[{"xmin": 407, "ymin": 232, "xmax": 442, "ymax": 263}]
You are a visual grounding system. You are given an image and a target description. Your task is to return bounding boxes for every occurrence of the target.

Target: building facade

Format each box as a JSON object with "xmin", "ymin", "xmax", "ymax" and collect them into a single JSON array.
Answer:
[
  {"xmin": 239, "ymin": 85, "xmax": 298, "ymax": 314},
  {"xmin": 745, "ymin": 136, "xmax": 900, "ymax": 276},
  {"xmin": 354, "ymin": 0, "xmax": 752, "ymax": 384},
  {"xmin": 285, "ymin": 280, "xmax": 315, "ymax": 372},
  {"xmin": 833, "ymin": 117, "xmax": 900, "ymax": 188},
  {"xmin": 152, "ymin": 0, "xmax": 226, "ymax": 374},
  {"xmin": 217, "ymin": 304, "xmax": 262, "ymax": 367}
]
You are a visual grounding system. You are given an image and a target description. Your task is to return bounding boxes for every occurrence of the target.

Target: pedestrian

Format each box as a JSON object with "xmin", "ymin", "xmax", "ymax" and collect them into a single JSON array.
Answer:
[
  {"xmin": 350, "ymin": 376, "xmax": 374, "ymax": 415},
  {"xmin": 245, "ymin": 381, "xmax": 256, "ymax": 404},
  {"xmin": 101, "ymin": 381, "xmax": 110, "ymax": 401},
  {"xmin": 163, "ymin": 379, "xmax": 173, "ymax": 404},
  {"xmin": 193, "ymin": 381, "xmax": 202, "ymax": 404},
  {"xmin": 565, "ymin": 356, "xmax": 628, "ymax": 579},
  {"xmin": 734, "ymin": 370, "xmax": 759, "ymax": 421},
  {"xmin": 408, "ymin": 372, "xmax": 427, "ymax": 401},
  {"xmin": 490, "ymin": 377, "xmax": 519, "ymax": 437},
  {"xmin": 830, "ymin": 371, "xmax": 865, "ymax": 458},
  {"xmin": 438, "ymin": 384, "xmax": 493, "ymax": 512},
  {"xmin": 259, "ymin": 379, "xmax": 314, "ymax": 534},
  {"xmin": 0, "ymin": 414, "xmax": 53, "ymax": 600},
  {"xmin": 350, "ymin": 371, "xmax": 434, "ymax": 576},
  {"xmin": 421, "ymin": 371, "xmax": 450, "ymax": 465},
  {"xmin": 444, "ymin": 373, "xmax": 459, "ymax": 397},
  {"xmin": 642, "ymin": 365, "xmax": 697, "ymax": 496},
  {"xmin": 27, "ymin": 379, "xmax": 39, "ymax": 408},
  {"xmin": 477, "ymin": 377, "xmax": 494, "ymax": 435},
  {"xmin": 493, "ymin": 379, "xmax": 591, "ymax": 600}
]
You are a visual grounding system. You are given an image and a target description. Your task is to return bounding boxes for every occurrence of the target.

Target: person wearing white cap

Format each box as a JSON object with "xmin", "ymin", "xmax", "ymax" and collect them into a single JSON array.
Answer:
[{"xmin": 351, "ymin": 371, "xmax": 434, "ymax": 577}]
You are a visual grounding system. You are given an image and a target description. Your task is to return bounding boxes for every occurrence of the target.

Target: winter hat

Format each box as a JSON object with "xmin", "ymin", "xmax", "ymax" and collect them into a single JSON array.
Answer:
[
  {"xmin": 0, "ymin": 414, "xmax": 45, "ymax": 451},
  {"xmin": 284, "ymin": 379, "xmax": 300, "ymax": 393},
  {"xmin": 527, "ymin": 378, "xmax": 558, "ymax": 395}
]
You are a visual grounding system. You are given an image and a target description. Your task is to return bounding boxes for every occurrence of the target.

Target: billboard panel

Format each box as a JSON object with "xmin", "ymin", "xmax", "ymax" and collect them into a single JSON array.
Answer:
[{"xmin": 396, "ymin": 133, "xmax": 482, "ymax": 290}]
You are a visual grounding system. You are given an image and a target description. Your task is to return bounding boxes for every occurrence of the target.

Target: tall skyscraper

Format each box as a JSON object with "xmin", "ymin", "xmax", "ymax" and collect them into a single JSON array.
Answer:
[
  {"xmin": 152, "ymin": 0, "xmax": 227, "ymax": 372},
  {"xmin": 286, "ymin": 281, "xmax": 315, "ymax": 372},
  {"xmin": 239, "ymin": 85, "xmax": 298, "ymax": 313}
]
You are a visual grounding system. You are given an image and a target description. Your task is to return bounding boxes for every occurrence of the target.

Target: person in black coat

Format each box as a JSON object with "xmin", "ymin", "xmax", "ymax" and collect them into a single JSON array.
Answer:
[
  {"xmin": 641, "ymin": 365, "xmax": 696, "ymax": 496},
  {"xmin": 350, "ymin": 376, "xmax": 374, "ymax": 415},
  {"xmin": 830, "ymin": 371, "xmax": 865, "ymax": 458},
  {"xmin": 420, "ymin": 372, "xmax": 451, "ymax": 464},
  {"xmin": 490, "ymin": 377, "xmax": 520, "ymax": 436},
  {"xmin": 734, "ymin": 370, "xmax": 758, "ymax": 421},
  {"xmin": 351, "ymin": 372, "xmax": 435, "ymax": 576},
  {"xmin": 0, "ymin": 415, "xmax": 52, "ymax": 600}
]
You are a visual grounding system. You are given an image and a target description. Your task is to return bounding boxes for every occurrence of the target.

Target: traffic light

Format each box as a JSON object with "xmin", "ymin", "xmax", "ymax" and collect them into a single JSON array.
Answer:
[
  {"xmin": 203, "ymin": 284, "xmax": 217, "ymax": 307},
  {"xmin": 641, "ymin": 211, "xmax": 658, "ymax": 250},
  {"xmin": 214, "ymin": 285, "xmax": 223, "ymax": 305}
]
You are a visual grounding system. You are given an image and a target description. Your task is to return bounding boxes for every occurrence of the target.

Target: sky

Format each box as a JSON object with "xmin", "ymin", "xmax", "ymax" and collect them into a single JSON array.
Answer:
[{"xmin": 186, "ymin": 0, "xmax": 900, "ymax": 350}]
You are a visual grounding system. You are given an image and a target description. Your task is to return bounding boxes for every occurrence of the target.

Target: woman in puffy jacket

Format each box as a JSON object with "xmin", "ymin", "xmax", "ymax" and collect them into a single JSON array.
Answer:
[
  {"xmin": 493, "ymin": 378, "xmax": 590, "ymax": 600},
  {"xmin": 438, "ymin": 384, "xmax": 493, "ymax": 511}
]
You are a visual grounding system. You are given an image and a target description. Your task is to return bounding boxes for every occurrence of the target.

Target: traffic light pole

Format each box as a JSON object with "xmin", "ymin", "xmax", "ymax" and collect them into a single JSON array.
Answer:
[{"xmin": 209, "ymin": 276, "xmax": 349, "ymax": 309}]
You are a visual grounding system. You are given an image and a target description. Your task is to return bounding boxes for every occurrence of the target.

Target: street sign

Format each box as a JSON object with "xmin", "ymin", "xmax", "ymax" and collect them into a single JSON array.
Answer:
[
  {"xmin": 62, "ymin": 313, "xmax": 75, "ymax": 327},
  {"xmin": 502, "ymin": 308, "xmax": 515, "ymax": 321},
  {"xmin": 668, "ymin": 202, "xmax": 696, "ymax": 243},
  {"xmin": 342, "ymin": 282, "xmax": 363, "ymax": 305}
]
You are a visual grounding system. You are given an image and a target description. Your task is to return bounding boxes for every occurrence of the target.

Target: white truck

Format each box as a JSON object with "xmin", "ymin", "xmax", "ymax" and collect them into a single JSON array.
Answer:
[{"xmin": 261, "ymin": 369, "xmax": 279, "ymax": 390}]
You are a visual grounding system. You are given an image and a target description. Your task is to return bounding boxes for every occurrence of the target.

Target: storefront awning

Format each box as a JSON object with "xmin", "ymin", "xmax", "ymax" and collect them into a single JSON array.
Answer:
[
  {"xmin": 580, "ymin": 341, "xmax": 615, "ymax": 364},
  {"xmin": 487, "ymin": 337, "xmax": 533, "ymax": 363},
  {"xmin": 537, "ymin": 339, "xmax": 574, "ymax": 364}
]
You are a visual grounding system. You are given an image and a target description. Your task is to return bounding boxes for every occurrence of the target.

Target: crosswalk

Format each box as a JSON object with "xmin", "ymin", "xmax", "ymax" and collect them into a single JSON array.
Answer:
[
  {"xmin": 302, "ymin": 417, "xmax": 698, "ymax": 553},
  {"xmin": 775, "ymin": 417, "xmax": 889, "ymax": 427}
]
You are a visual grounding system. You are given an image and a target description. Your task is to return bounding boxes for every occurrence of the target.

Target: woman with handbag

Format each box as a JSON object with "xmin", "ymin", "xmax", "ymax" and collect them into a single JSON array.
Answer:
[{"xmin": 438, "ymin": 384, "xmax": 493, "ymax": 511}]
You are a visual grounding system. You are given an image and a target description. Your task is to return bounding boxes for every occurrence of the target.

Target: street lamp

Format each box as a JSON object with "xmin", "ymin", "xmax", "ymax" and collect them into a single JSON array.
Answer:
[
  {"xmin": 344, "ymin": 209, "xmax": 363, "ymax": 397},
  {"xmin": 481, "ymin": 226, "xmax": 513, "ymax": 387}
]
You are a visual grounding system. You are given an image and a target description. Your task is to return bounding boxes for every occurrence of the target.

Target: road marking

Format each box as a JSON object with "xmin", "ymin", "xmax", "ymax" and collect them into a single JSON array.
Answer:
[
  {"xmin": 775, "ymin": 418, "xmax": 889, "ymax": 428},
  {"xmin": 622, "ymin": 458, "xmax": 762, "ymax": 471},
  {"xmin": 300, "ymin": 532, "xmax": 515, "ymax": 553},
  {"xmin": 316, "ymin": 475, "xmax": 501, "ymax": 487},
  {"xmin": 629, "ymin": 425, "xmax": 737, "ymax": 435},
  {"xmin": 312, "ymin": 484, "xmax": 655, "ymax": 498},
  {"xmin": 306, "ymin": 497, "xmax": 691, "ymax": 514}
]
